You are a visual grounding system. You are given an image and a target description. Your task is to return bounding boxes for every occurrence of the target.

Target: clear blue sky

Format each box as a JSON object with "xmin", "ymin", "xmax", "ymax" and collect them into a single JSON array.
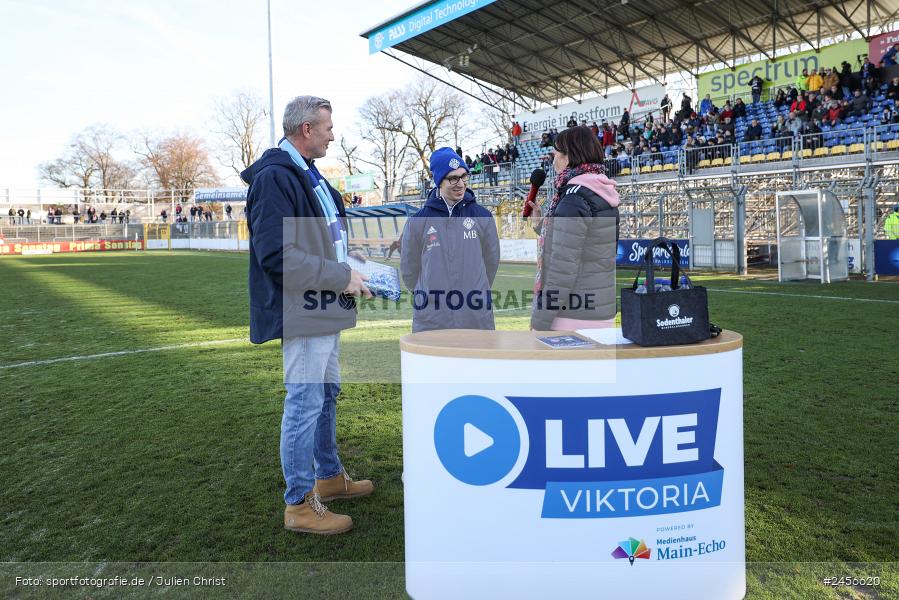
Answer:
[{"xmin": 0, "ymin": 0, "xmax": 417, "ymax": 189}]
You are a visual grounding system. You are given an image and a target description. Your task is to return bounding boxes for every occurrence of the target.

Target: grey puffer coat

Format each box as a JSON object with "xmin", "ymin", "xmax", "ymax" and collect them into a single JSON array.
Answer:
[{"xmin": 531, "ymin": 177, "xmax": 620, "ymax": 330}]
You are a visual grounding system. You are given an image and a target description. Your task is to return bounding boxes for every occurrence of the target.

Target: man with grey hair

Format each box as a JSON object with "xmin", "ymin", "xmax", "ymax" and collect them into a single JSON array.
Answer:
[{"xmin": 241, "ymin": 95, "xmax": 374, "ymax": 535}]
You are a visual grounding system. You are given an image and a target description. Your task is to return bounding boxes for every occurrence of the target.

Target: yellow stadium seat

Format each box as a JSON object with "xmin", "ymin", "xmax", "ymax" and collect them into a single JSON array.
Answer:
[
  {"xmin": 813, "ymin": 147, "xmax": 829, "ymax": 157},
  {"xmin": 848, "ymin": 143, "xmax": 864, "ymax": 154},
  {"xmin": 781, "ymin": 150, "xmax": 793, "ymax": 160},
  {"xmin": 724, "ymin": 156, "xmax": 733, "ymax": 165},
  {"xmin": 621, "ymin": 167, "xmax": 631, "ymax": 175},
  {"xmin": 886, "ymin": 139, "xmax": 899, "ymax": 150},
  {"xmin": 801, "ymin": 148, "xmax": 813, "ymax": 158},
  {"xmin": 872, "ymin": 141, "xmax": 885, "ymax": 151},
  {"xmin": 751, "ymin": 153, "xmax": 766, "ymax": 163},
  {"xmin": 697, "ymin": 159, "xmax": 711, "ymax": 168},
  {"xmin": 641, "ymin": 165, "xmax": 652, "ymax": 173},
  {"xmin": 766, "ymin": 151, "xmax": 782, "ymax": 161},
  {"xmin": 663, "ymin": 163, "xmax": 675, "ymax": 171},
  {"xmin": 651, "ymin": 164, "xmax": 663, "ymax": 172},
  {"xmin": 830, "ymin": 145, "xmax": 846, "ymax": 156},
  {"xmin": 710, "ymin": 158, "xmax": 724, "ymax": 167}
]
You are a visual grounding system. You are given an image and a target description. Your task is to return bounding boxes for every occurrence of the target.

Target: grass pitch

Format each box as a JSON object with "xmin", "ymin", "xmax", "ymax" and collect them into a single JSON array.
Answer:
[{"xmin": 1, "ymin": 251, "xmax": 896, "ymax": 599}]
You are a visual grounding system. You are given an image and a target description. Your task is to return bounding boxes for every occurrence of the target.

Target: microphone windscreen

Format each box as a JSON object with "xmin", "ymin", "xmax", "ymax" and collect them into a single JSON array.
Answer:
[{"xmin": 529, "ymin": 168, "xmax": 546, "ymax": 187}]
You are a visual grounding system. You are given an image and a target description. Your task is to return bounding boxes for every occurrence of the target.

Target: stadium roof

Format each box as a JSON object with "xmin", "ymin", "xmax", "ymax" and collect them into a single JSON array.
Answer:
[{"xmin": 362, "ymin": 0, "xmax": 899, "ymax": 108}]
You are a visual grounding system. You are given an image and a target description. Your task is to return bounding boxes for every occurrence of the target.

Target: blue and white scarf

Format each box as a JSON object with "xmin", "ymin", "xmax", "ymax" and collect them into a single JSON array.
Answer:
[{"xmin": 279, "ymin": 138, "xmax": 348, "ymax": 263}]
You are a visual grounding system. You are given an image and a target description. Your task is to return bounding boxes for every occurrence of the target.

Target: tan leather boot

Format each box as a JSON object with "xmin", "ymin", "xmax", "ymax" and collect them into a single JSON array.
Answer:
[
  {"xmin": 284, "ymin": 493, "xmax": 352, "ymax": 535},
  {"xmin": 314, "ymin": 470, "xmax": 375, "ymax": 502}
]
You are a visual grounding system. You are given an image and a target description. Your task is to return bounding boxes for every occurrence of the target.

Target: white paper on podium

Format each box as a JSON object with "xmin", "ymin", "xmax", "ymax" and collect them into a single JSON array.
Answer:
[{"xmin": 575, "ymin": 327, "xmax": 634, "ymax": 345}]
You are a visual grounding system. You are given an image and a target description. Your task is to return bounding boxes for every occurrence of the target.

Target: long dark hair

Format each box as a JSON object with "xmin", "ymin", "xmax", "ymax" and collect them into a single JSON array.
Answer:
[{"xmin": 553, "ymin": 126, "xmax": 606, "ymax": 168}]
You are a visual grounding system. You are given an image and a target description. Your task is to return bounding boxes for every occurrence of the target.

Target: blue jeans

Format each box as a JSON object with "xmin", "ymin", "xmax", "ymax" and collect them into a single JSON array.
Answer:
[{"xmin": 280, "ymin": 334, "xmax": 343, "ymax": 504}]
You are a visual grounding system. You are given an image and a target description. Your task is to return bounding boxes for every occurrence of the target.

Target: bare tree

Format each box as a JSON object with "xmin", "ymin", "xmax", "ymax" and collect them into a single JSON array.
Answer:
[
  {"xmin": 385, "ymin": 77, "xmax": 466, "ymax": 171},
  {"xmin": 357, "ymin": 93, "xmax": 415, "ymax": 202},
  {"xmin": 337, "ymin": 136, "xmax": 357, "ymax": 176},
  {"xmin": 37, "ymin": 124, "xmax": 137, "ymax": 191},
  {"xmin": 135, "ymin": 131, "xmax": 219, "ymax": 200},
  {"xmin": 482, "ymin": 96, "xmax": 515, "ymax": 149},
  {"xmin": 212, "ymin": 90, "xmax": 267, "ymax": 180}
]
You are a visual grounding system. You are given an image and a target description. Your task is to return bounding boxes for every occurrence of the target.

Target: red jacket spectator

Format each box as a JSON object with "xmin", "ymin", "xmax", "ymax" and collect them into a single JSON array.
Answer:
[
  {"xmin": 790, "ymin": 99, "xmax": 807, "ymax": 114},
  {"xmin": 601, "ymin": 126, "xmax": 615, "ymax": 147},
  {"xmin": 510, "ymin": 122, "xmax": 522, "ymax": 138},
  {"xmin": 827, "ymin": 105, "xmax": 843, "ymax": 122}
]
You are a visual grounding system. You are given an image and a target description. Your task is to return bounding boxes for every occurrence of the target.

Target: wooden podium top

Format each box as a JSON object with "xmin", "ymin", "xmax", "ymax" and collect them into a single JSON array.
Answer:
[{"xmin": 399, "ymin": 329, "xmax": 742, "ymax": 360}]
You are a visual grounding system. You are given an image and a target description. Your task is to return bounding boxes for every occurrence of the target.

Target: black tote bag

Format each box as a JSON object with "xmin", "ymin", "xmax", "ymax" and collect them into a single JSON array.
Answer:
[{"xmin": 620, "ymin": 238, "xmax": 713, "ymax": 346}]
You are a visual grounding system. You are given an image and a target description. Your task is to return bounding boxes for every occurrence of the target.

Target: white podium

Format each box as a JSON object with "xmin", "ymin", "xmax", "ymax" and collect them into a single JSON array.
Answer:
[{"xmin": 400, "ymin": 329, "xmax": 745, "ymax": 600}]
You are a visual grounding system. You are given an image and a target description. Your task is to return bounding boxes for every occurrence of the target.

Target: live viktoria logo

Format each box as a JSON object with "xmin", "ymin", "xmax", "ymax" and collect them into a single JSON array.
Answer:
[{"xmin": 432, "ymin": 389, "xmax": 725, "ymax": 519}]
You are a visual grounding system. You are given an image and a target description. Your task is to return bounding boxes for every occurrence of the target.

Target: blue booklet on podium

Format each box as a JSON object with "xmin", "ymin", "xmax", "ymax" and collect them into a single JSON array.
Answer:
[
  {"xmin": 347, "ymin": 256, "xmax": 402, "ymax": 302},
  {"xmin": 537, "ymin": 335, "xmax": 597, "ymax": 348}
]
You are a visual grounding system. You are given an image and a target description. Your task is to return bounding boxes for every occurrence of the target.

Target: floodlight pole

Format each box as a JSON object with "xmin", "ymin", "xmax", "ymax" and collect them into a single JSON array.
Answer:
[{"xmin": 267, "ymin": 0, "xmax": 276, "ymax": 148}]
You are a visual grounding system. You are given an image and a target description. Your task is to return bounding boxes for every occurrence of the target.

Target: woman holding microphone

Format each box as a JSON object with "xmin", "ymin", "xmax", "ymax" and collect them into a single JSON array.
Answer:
[{"xmin": 527, "ymin": 126, "xmax": 621, "ymax": 331}]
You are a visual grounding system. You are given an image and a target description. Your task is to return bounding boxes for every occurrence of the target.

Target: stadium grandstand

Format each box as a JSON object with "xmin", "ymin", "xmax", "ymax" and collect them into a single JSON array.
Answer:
[{"xmin": 363, "ymin": 0, "xmax": 899, "ymax": 277}]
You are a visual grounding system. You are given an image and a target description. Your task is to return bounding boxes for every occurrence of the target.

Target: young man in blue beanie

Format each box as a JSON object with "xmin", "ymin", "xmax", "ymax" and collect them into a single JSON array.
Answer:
[{"xmin": 401, "ymin": 147, "xmax": 500, "ymax": 332}]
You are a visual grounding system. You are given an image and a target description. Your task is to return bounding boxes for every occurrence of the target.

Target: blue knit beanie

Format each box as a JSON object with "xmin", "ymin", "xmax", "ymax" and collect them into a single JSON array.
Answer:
[{"xmin": 430, "ymin": 147, "xmax": 468, "ymax": 188}]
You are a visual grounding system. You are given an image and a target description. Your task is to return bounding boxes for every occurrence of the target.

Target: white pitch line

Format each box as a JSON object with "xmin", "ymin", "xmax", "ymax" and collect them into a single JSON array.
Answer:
[
  {"xmin": 0, "ymin": 338, "xmax": 247, "ymax": 370},
  {"xmin": 2, "ymin": 308, "xmax": 532, "ymax": 370},
  {"xmin": 704, "ymin": 288, "xmax": 899, "ymax": 304}
]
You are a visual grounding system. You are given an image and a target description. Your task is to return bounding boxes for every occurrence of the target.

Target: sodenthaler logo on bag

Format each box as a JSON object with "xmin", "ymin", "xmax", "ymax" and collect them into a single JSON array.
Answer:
[{"xmin": 657, "ymin": 304, "xmax": 694, "ymax": 330}]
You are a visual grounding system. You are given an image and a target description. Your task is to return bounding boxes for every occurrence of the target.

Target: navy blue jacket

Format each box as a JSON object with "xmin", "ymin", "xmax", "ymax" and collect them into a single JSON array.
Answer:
[
  {"xmin": 241, "ymin": 148, "xmax": 354, "ymax": 344},
  {"xmin": 400, "ymin": 188, "xmax": 500, "ymax": 332}
]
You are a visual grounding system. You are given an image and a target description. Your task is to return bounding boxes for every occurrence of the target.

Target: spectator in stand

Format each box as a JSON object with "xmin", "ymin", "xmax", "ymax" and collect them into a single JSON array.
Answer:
[
  {"xmin": 540, "ymin": 131, "xmax": 552, "ymax": 147},
  {"xmin": 566, "ymin": 116, "xmax": 577, "ymax": 128},
  {"xmin": 205, "ymin": 207, "xmax": 213, "ymax": 221},
  {"xmin": 189, "ymin": 205, "xmax": 197, "ymax": 222},
  {"xmin": 471, "ymin": 155, "xmax": 483, "ymax": 181},
  {"xmin": 749, "ymin": 75, "xmax": 766, "ymax": 103},
  {"xmin": 699, "ymin": 94, "xmax": 713, "ymax": 115},
  {"xmin": 804, "ymin": 119, "xmax": 823, "ymax": 150},
  {"xmin": 511, "ymin": 121, "xmax": 522, "ymax": 144},
  {"xmin": 887, "ymin": 77, "xmax": 899, "ymax": 101},
  {"xmin": 159, "ymin": 209, "xmax": 166, "ymax": 223},
  {"xmin": 601, "ymin": 123, "xmax": 615, "ymax": 147},
  {"xmin": 25, "ymin": 209, "xmax": 31, "ymax": 224},
  {"xmin": 774, "ymin": 88, "xmax": 787, "ymax": 109},
  {"xmin": 787, "ymin": 111, "xmax": 804, "ymax": 137},
  {"xmin": 72, "ymin": 207, "xmax": 80, "ymax": 224},
  {"xmin": 118, "ymin": 211, "xmax": 125, "ymax": 224},
  {"xmin": 720, "ymin": 102, "xmax": 734, "ymax": 121},
  {"xmin": 828, "ymin": 84, "xmax": 844, "ymax": 101},
  {"xmin": 839, "ymin": 61, "xmax": 854, "ymax": 99},
  {"xmin": 823, "ymin": 67, "xmax": 840, "ymax": 93},
  {"xmin": 744, "ymin": 119, "xmax": 763, "ymax": 142},
  {"xmin": 16, "ymin": 208, "xmax": 24, "ymax": 224},
  {"xmin": 883, "ymin": 43, "xmax": 899, "ymax": 67},
  {"xmin": 848, "ymin": 89, "xmax": 872, "ymax": 117},
  {"xmin": 790, "ymin": 93, "xmax": 809, "ymax": 120},
  {"xmin": 454, "ymin": 146, "xmax": 463, "ymax": 159},
  {"xmin": 859, "ymin": 58, "xmax": 876, "ymax": 89},
  {"xmin": 619, "ymin": 110, "xmax": 630, "ymax": 139},
  {"xmin": 175, "ymin": 204, "xmax": 182, "ymax": 219},
  {"xmin": 677, "ymin": 94, "xmax": 692, "ymax": 121},
  {"xmin": 590, "ymin": 121, "xmax": 599, "ymax": 137},
  {"xmin": 7, "ymin": 208, "xmax": 13, "ymax": 225},
  {"xmin": 796, "ymin": 68, "xmax": 809, "ymax": 92},
  {"xmin": 54, "ymin": 207, "xmax": 62, "ymax": 224},
  {"xmin": 807, "ymin": 68, "xmax": 824, "ymax": 92},
  {"xmin": 827, "ymin": 101, "xmax": 846, "ymax": 126},
  {"xmin": 196, "ymin": 204, "xmax": 205, "ymax": 220},
  {"xmin": 495, "ymin": 145, "xmax": 507, "ymax": 169},
  {"xmin": 812, "ymin": 97, "xmax": 830, "ymax": 122},
  {"xmin": 684, "ymin": 137, "xmax": 699, "ymax": 173},
  {"xmin": 788, "ymin": 86, "xmax": 799, "ymax": 103},
  {"xmin": 507, "ymin": 143, "xmax": 519, "ymax": 165},
  {"xmin": 100, "ymin": 210, "xmax": 108, "ymax": 223},
  {"xmin": 549, "ymin": 128, "xmax": 558, "ymax": 143},
  {"xmin": 733, "ymin": 97, "xmax": 747, "ymax": 119},
  {"xmin": 720, "ymin": 116, "xmax": 735, "ymax": 138},
  {"xmin": 662, "ymin": 93, "xmax": 673, "ymax": 121},
  {"xmin": 125, "ymin": 209, "xmax": 130, "ymax": 223},
  {"xmin": 483, "ymin": 150, "xmax": 498, "ymax": 186},
  {"xmin": 225, "ymin": 203, "xmax": 233, "ymax": 220},
  {"xmin": 111, "ymin": 208, "xmax": 118, "ymax": 222}
]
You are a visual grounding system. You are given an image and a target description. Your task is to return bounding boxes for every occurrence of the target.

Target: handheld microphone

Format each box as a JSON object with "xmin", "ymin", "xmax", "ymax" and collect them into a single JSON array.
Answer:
[{"xmin": 523, "ymin": 168, "xmax": 546, "ymax": 218}]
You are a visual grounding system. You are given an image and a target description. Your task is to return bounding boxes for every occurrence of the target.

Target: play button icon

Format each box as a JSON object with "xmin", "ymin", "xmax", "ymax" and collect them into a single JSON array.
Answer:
[
  {"xmin": 464, "ymin": 423, "xmax": 494, "ymax": 457},
  {"xmin": 434, "ymin": 395, "xmax": 521, "ymax": 486}
]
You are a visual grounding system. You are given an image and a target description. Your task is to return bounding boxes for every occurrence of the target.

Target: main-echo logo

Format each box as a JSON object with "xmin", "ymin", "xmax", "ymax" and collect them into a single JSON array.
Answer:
[{"xmin": 433, "ymin": 390, "xmax": 723, "ymax": 519}]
